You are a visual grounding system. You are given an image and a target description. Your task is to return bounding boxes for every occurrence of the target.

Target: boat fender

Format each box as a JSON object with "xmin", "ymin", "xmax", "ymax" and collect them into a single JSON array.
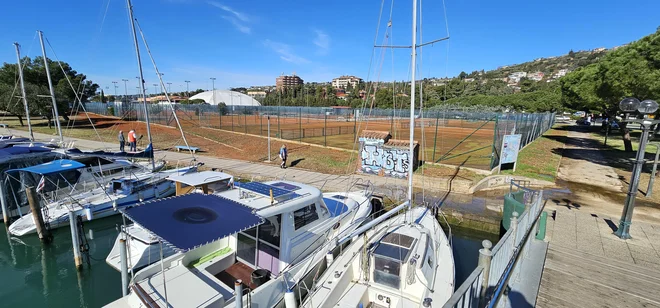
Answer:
[
  {"xmin": 112, "ymin": 201, "xmax": 118, "ymax": 211},
  {"xmin": 284, "ymin": 290, "xmax": 297, "ymax": 308},
  {"xmin": 333, "ymin": 222, "xmax": 341, "ymax": 230},
  {"xmin": 84, "ymin": 208, "xmax": 93, "ymax": 221}
]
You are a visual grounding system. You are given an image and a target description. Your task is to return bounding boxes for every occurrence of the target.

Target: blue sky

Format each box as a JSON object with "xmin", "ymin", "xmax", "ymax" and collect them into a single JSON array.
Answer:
[{"xmin": 0, "ymin": 0, "xmax": 657, "ymax": 95}]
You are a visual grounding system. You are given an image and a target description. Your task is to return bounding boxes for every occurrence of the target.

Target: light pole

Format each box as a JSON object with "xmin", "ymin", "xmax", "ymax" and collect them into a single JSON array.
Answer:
[
  {"xmin": 153, "ymin": 84, "xmax": 158, "ymax": 96},
  {"xmin": 615, "ymin": 97, "xmax": 660, "ymax": 239},
  {"xmin": 167, "ymin": 82, "xmax": 172, "ymax": 93},
  {"xmin": 112, "ymin": 81, "xmax": 118, "ymax": 102},
  {"xmin": 122, "ymin": 79, "xmax": 129, "ymax": 103},
  {"xmin": 185, "ymin": 80, "xmax": 190, "ymax": 97},
  {"xmin": 210, "ymin": 77, "xmax": 216, "ymax": 104}
]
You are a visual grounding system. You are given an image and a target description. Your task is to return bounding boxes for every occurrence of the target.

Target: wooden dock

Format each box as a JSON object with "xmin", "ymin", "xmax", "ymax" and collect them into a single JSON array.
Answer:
[{"xmin": 537, "ymin": 208, "xmax": 660, "ymax": 308}]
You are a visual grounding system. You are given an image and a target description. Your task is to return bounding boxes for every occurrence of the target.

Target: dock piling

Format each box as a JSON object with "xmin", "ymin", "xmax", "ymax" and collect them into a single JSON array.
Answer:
[
  {"xmin": 234, "ymin": 280, "xmax": 243, "ymax": 308},
  {"xmin": 68, "ymin": 211, "xmax": 83, "ymax": 270},
  {"xmin": 26, "ymin": 186, "xmax": 50, "ymax": 242},
  {"xmin": 510, "ymin": 211, "xmax": 519, "ymax": 253},
  {"xmin": 478, "ymin": 240, "xmax": 493, "ymax": 307},
  {"xmin": 0, "ymin": 183, "xmax": 9, "ymax": 225},
  {"xmin": 120, "ymin": 238, "xmax": 129, "ymax": 296}
]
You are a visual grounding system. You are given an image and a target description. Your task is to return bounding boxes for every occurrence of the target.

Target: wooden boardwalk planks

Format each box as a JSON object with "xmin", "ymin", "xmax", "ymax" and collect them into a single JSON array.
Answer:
[{"xmin": 537, "ymin": 243, "xmax": 660, "ymax": 308}]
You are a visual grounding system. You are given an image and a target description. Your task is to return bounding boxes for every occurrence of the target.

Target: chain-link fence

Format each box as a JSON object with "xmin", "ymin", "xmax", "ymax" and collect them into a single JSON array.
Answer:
[{"xmin": 84, "ymin": 102, "xmax": 554, "ymax": 170}]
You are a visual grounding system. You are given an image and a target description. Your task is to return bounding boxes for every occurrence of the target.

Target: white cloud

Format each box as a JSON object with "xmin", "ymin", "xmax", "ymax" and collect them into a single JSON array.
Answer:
[
  {"xmin": 207, "ymin": 1, "xmax": 250, "ymax": 22},
  {"xmin": 221, "ymin": 16, "xmax": 251, "ymax": 34},
  {"xmin": 263, "ymin": 40, "xmax": 310, "ymax": 64},
  {"xmin": 312, "ymin": 29, "xmax": 330, "ymax": 55},
  {"xmin": 208, "ymin": 1, "xmax": 252, "ymax": 34}
]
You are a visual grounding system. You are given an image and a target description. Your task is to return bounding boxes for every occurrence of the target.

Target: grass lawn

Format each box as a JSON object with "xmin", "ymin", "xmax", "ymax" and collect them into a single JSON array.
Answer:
[
  {"xmin": 590, "ymin": 128, "xmax": 660, "ymax": 155},
  {"xmin": 500, "ymin": 127, "xmax": 566, "ymax": 181}
]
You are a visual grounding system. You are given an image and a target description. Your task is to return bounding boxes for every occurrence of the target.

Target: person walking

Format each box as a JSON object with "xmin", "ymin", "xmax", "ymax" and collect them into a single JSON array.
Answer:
[
  {"xmin": 128, "ymin": 129, "xmax": 137, "ymax": 151},
  {"xmin": 279, "ymin": 144, "xmax": 288, "ymax": 169},
  {"xmin": 118, "ymin": 131, "xmax": 125, "ymax": 152}
]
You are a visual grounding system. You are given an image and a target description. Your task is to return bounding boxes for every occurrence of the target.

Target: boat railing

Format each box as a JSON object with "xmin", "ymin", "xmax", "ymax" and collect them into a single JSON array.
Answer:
[{"xmin": 443, "ymin": 181, "xmax": 546, "ymax": 308}]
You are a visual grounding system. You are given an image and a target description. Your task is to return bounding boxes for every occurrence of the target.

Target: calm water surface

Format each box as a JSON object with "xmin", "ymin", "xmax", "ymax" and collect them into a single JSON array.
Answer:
[{"xmin": 0, "ymin": 215, "xmax": 497, "ymax": 307}]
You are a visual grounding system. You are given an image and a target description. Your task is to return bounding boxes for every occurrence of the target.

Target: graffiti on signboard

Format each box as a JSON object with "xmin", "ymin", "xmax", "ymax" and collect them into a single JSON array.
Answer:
[{"xmin": 360, "ymin": 143, "xmax": 412, "ymax": 178}]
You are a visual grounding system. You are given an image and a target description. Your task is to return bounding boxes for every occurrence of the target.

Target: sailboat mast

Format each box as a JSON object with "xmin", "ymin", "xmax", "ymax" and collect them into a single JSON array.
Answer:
[
  {"xmin": 408, "ymin": 0, "xmax": 417, "ymax": 205},
  {"xmin": 126, "ymin": 0, "xmax": 155, "ymax": 170},
  {"xmin": 14, "ymin": 43, "xmax": 34, "ymax": 141},
  {"xmin": 38, "ymin": 31, "xmax": 63, "ymax": 143}
]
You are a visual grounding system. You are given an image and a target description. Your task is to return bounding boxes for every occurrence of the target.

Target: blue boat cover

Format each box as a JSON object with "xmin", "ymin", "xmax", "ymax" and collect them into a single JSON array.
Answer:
[
  {"xmin": 124, "ymin": 194, "xmax": 263, "ymax": 252},
  {"xmin": 6, "ymin": 159, "xmax": 85, "ymax": 175},
  {"xmin": 323, "ymin": 198, "xmax": 349, "ymax": 217},
  {"xmin": 66, "ymin": 143, "xmax": 154, "ymax": 159}
]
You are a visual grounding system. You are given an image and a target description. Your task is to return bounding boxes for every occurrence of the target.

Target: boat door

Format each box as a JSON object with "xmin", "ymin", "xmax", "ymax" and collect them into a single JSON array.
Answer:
[{"xmin": 236, "ymin": 215, "xmax": 282, "ymax": 275}]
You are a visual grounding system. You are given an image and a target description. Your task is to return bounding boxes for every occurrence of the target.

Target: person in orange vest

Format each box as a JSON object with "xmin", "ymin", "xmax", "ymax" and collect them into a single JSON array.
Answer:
[{"xmin": 128, "ymin": 129, "xmax": 137, "ymax": 151}]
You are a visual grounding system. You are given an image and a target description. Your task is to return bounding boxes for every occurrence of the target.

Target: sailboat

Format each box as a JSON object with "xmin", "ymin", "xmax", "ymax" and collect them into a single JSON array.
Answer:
[
  {"xmin": 296, "ymin": 1, "xmax": 455, "ymax": 307},
  {"xmin": 6, "ymin": 19, "xmax": 200, "ymax": 236}
]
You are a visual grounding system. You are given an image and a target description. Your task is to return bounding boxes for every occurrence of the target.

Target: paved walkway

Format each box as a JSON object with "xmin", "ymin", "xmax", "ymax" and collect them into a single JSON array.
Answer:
[
  {"xmin": 13, "ymin": 131, "xmax": 413, "ymax": 196},
  {"xmin": 537, "ymin": 207, "xmax": 660, "ymax": 307}
]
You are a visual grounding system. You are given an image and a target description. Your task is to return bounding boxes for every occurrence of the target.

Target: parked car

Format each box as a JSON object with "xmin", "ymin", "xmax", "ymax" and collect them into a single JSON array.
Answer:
[{"xmin": 555, "ymin": 115, "xmax": 571, "ymax": 123}]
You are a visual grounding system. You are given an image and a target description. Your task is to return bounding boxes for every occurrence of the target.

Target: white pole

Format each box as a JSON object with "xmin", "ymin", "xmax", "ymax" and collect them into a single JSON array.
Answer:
[
  {"xmin": 38, "ymin": 31, "xmax": 63, "ymax": 143},
  {"xmin": 407, "ymin": 0, "xmax": 418, "ymax": 206},
  {"xmin": 69, "ymin": 211, "xmax": 83, "ymax": 270},
  {"xmin": 267, "ymin": 116, "xmax": 271, "ymax": 161},
  {"xmin": 14, "ymin": 43, "xmax": 34, "ymax": 141},
  {"xmin": 126, "ymin": 0, "xmax": 155, "ymax": 171},
  {"xmin": 120, "ymin": 238, "xmax": 129, "ymax": 296},
  {"xmin": 234, "ymin": 280, "xmax": 243, "ymax": 308}
]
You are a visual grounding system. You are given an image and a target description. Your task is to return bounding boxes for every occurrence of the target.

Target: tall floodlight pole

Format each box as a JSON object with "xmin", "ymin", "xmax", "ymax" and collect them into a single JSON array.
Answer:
[
  {"xmin": 210, "ymin": 77, "xmax": 216, "ymax": 104},
  {"xmin": 122, "ymin": 79, "xmax": 129, "ymax": 103},
  {"xmin": 185, "ymin": 80, "xmax": 190, "ymax": 97},
  {"xmin": 38, "ymin": 31, "xmax": 63, "ymax": 142},
  {"xmin": 127, "ymin": 0, "xmax": 155, "ymax": 170},
  {"xmin": 153, "ymin": 84, "xmax": 158, "ymax": 96},
  {"xmin": 14, "ymin": 43, "xmax": 34, "ymax": 141},
  {"xmin": 167, "ymin": 82, "xmax": 172, "ymax": 93}
]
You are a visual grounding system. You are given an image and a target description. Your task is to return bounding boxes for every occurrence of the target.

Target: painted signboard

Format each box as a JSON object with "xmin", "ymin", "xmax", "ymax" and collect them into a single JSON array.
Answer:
[{"xmin": 500, "ymin": 134, "xmax": 522, "ymax": 171}]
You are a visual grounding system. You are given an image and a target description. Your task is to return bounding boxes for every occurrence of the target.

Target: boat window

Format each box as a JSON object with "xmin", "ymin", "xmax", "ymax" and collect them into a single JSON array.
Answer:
[
  {"xmin": 373, "ymin": 256, "xmax": 401, "ymax": 289},
  {"xmin": 293, "ymin": 204, "xmax": 319, "ymax": 230},
  {"xmin": 373, "ymin": 243, "xmax": 410, "ymax": 262},
  {"xmin": 259, "ymin": 215, "xmax": 281, "ymax": 247},
  {"xmin": 236, "ymin": 233, "xmax": 256, "ymax": 264},
  {"xmin": 244, "ymin": 225, "xmax": 257, "ymax": 237},
  {"xmin": 112, "ymin": 181, "xmax": 122, "ymax": 191}
]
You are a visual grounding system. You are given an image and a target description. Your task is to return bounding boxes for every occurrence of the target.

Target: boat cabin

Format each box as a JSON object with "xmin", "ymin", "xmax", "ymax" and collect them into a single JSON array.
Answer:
[{"xmin": 121, "ymin": 180, "xmax": 343, "ymax": 307}]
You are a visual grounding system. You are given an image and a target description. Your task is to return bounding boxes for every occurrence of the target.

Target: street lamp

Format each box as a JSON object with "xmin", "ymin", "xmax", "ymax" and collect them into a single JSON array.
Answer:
[
  {"xmin": 185, "ymin": 80, "xmax": 190, "ymax": 97},
  {"xmin": 122, "ymin": 79, "xmax": 129, "ymax": 103},
  {"xmin": 615, "ymin": 97, "xmax": 659, "ymax": 239},
  {"xmin": 210, "ymin": 77, "xmax": 216, "ymax": 104},
  {"xmin": 167, "ymin": 82, "xmax": 172, "ymax": 93}
]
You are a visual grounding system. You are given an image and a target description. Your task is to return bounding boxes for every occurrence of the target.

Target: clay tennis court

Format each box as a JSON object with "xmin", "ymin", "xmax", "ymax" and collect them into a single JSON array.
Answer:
[{"xmin": 146, "ymin": 109, "xmax": 497, "ymax": 169}]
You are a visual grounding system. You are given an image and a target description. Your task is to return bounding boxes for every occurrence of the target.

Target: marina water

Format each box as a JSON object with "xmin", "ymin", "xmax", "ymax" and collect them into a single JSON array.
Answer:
[{"xmin": 0, "ymin": 215, "xmax": 496, "ymax": 307}]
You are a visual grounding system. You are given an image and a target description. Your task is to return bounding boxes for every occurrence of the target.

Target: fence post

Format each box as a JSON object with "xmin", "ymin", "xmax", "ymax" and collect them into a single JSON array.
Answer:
[
  {"xmin": 478, "ymin": 240, "xmax": 493, "ymax": 307},
  {"xmin": 648, "ymin": 145, "xmax": 660, "ymax": 197},
  {"xmin": 260, "ymin": 115, "xmax": 263, "ymax": 136},
  {"xmin": 489, "ymin": 115, "xmax": 499, "ymax": 170},
  {"xmin": 244, "ymin": 107, "xmax": 248, "ymax": 135},
  {"xmin": 511, "ymin": 211, "xmax": 519, "ymax": 249},
  {"xmin": 219, "ymin": 107, "xmax": 223, "ymax": 128},
  {"xmin": 299, "ymin": 107, "xmax": 302, "ymax": 143},
  {"xmin": 353, "ymin": 110, "xmax": 357, "ymax": 142},
  {"xmin": 231, "ymin": 112, "xmax": 234, "ymax": 132},
  {"xmin": 432, "ymin": 114, "xmax": 439, "ymax": 162},
  {"xmin": 324, "ymin": 113, "xmax": 327, "ymax": 147}
]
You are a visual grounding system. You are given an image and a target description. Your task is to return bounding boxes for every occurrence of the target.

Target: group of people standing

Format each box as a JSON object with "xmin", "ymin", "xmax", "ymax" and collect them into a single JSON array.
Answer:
[{"xmin": 118, "ymin": 130, "xmax": 138, "ymax": 152}]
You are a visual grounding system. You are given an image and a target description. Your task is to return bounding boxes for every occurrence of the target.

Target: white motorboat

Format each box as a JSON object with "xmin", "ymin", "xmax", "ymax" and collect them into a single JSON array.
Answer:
[
  {"xmin": 104, "ymin": 178, "xmax": 376, "ymax": 308},
  {"xmin": 106, "ymin": 170, "xmax": 235, "ymax": 272},
  {"xmin": 7, "ymin": 159, "xmax": 197, "ymax": 236}
]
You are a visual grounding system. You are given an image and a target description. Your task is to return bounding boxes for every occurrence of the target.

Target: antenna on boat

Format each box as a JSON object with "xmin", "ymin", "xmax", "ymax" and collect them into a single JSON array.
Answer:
[
  {"xmin": 126, "ymin": 0, "xmax": 155, "ymax": 171},
  {"xmin": 38, "ymin": 31, "xmax": 63, "ymax": 144},
  {"xmin": 13, "ymin": 42, "xmax": 34, "ymax": 141}
]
